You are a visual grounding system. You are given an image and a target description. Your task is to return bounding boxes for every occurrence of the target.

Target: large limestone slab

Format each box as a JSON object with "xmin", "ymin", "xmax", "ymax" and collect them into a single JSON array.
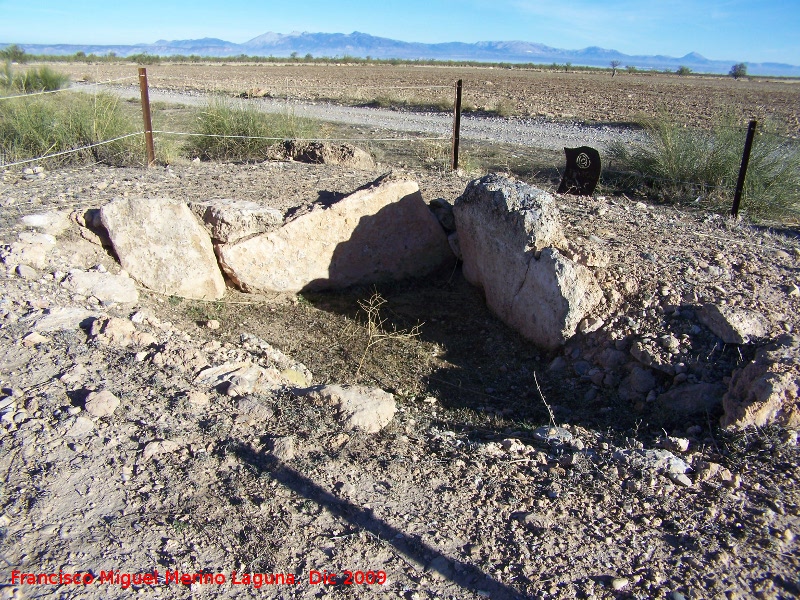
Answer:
[
  {"xmin": 453, "ymin": 174, "xmax": 602, "ymax": 349},
  {"xmin": 216, "ymin": 175, "xmax": 452, "ymax": 293},
  {"xmin": 188, "ymin": 199, "xmax": 283, "ymax": 243},
  {"xmin": 100, "ymin": 198, "xmax": 225, "ymax": 300}
]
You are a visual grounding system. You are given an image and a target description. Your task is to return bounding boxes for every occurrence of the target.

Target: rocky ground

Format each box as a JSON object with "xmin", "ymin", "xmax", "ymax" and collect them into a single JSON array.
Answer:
[{"xmin": 0, "ymin": 158, "xmax": 798, "ymax": 600}]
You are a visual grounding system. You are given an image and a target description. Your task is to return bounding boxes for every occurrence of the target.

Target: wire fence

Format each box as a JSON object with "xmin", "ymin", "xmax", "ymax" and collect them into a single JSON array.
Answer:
[{"xmin": 1, "ymin": 67, "xmax": 798, "ymax": 219}]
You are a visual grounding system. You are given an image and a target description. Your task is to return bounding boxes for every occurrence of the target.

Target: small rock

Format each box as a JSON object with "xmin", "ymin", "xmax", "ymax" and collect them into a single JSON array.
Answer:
[
  {"xmin": 235, "ymin": 396, "xmax": 274, "ymax": 424},
  {"xmin": 64, "ymin": 416, "xmax": 94, "ymax": 438},
  {"xmin": 142, "ymin": 439, "xmax": 181, "ymax": 460},
  {"xmin": 270, "ymin": 436, "xmax": 296, "ymax": 460},
  {"xmin": 611, "ymin": 577, "xmax": 629, "ymax": 591},
  {"xmin": 23, "ymin": 331, "xmax": 50, "ymax": 346},
  {"xmin": 15, "ymin": 264, "xmax": 38, "ymax": 280},
  {"xmin": 187, "ymin": 391, "xmax": 209, "ymax": 407},
  {"xmin": 206, "ymin": 319, "xmax": 220, "ymax": 329},
  {"xmin": 84, "ymin": 390, "xmax": 121, "ymax": 417}
]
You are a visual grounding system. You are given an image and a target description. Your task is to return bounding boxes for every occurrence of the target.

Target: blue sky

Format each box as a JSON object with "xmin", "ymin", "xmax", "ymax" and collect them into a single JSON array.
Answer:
[{"xmin": 1, "ymin": 0, "xmax": 798, "ymax": 64}]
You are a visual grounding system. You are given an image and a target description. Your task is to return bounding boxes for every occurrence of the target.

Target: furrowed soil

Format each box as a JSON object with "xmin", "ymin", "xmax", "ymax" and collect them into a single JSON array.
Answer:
[
  {"xmin": 0, "ymin": 64, "xmax": 798, "ymax": 600},
  {"xmin": 50, "ymin": 62, "xmax": 800, "ymax": 134}
]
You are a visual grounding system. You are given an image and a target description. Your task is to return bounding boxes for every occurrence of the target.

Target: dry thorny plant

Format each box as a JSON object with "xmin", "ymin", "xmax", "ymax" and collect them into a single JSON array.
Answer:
[{"xmin": 348, "ymin": 291, "xmax": 422, "ymax": 379}]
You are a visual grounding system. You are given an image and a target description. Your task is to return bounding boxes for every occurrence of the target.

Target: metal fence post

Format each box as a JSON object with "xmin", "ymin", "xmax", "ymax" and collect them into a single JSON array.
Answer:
[
  {"xmin": 730, "ymin": 120, "xmax": 757, "ymax": 217},
  {"xmin": 138, "ymin": 67, "xmax": 156, "ymax": 167},
  {"xmin": 451, "ymin": 79, "xmax": 463, "ymax": 171}
]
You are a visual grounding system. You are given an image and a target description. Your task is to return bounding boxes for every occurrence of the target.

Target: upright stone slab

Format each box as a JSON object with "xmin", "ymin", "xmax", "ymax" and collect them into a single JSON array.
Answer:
[
  {"xmin": 216, "ymin": 174, "xmax": 453, "ymax": 293},
  {"xmin": 100, "ymin": 198, "xmax": 225, "ymax": 300},
  {"xmin": 453, "ymin": 174, "xmax": 602, "ymax": 350}
]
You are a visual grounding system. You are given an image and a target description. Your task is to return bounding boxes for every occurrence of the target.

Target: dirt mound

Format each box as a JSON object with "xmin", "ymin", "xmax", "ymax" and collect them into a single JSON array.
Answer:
[{"xmin": 0, "ymin": 160, "xmax": 798, "ymax": 599}]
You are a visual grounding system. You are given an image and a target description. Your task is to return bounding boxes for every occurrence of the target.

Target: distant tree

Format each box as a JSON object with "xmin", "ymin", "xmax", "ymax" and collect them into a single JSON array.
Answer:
[
  {"xmin": 75, "ymin": 51, "xmax": 86, "ymax": 60},
  {"xmin": 0, "ymin": 44, "xmax": 27, "ymax": 63},
  {"xmin": 625, "ymin": 65, "xmax": 637, "ymax": 74},
  {"xmin": 290, "ymin": 51, "xmax": 298, "ymax": 60},
  {"xmin": 564, "ymin": 62, "xmax": 572, "ymax": 73},
  {"xmin": 676, "ymin": 65, "xmax": 691, "ymax": 76},
  {"xmin": 304, "ymin": 53, "xmax": 313, "ymax": 61},
  {"xmin": 729, "ymin": 62, "xmax": 747, "ymax": 79},
  {"xmin": 610, "ymin": 60, "xmax": 621, "ymax": 77}
]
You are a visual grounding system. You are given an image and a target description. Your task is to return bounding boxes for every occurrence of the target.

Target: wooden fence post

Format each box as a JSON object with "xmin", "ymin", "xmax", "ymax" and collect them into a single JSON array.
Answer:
[
  {"xmin": 451, "ymin": 79, "xmax": 463, "ymax": 171},
  {"xmin": 731, "ymin": 120, "xmax": 757, "ymax": 218},
  {"xmin": 138, "ymin": 67, "xmax": 156, "ymax": 167}
]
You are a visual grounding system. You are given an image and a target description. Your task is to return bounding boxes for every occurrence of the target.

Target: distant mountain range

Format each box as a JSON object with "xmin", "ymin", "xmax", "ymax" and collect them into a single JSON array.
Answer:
[{"xmin": 4, "ymin": 31, "xmax": 799, "ymax": 77}]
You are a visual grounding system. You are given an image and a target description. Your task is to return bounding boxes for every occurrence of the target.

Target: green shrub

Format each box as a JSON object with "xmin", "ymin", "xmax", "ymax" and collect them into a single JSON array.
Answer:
[
  {"xmin": 11, "ymin": 65, "xmax": 70, "ymax": 93},
  {"xmin": 607, "ymin": 116, "xmax": 800, "ymax": 221},
  {"xmin": 0, "ymin": 91, "xmax": 142, "ymax": 167},
  {"xmin": 186, "ymin": 98, "xmax": 318, "ymax": 161}
]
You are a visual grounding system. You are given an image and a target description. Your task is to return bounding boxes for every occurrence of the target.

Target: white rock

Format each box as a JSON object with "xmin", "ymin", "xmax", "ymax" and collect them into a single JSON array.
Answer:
[
  {"xmin": 63, "ymin": 270, "xmax": 138, "ymax": 304},
  {"xmin": 33, "ymin": 307, "xmax": 99, "ymax": 332},
  {"xmin": 20, "ymin": 211, "xmax": 71, "ymax": 236},
  {"xmin": 216, "ymin": 175, "xmax": 452, "ymax": 293},
  {"xmin": 300, "ymin": 384, "xmax": 396, "ymax": 433},
  {"xmin": 84, "ymin": 390, "xmax": 121, "ymax": 417},
  {"xmin": 100, "ymin": 197, "xmax": 225, "ymax": 300},
  {"xmin": 188, "ymin": 198, "xmax": 283, "ymax": 243},
  {"xmin": 453, "ymin": 174, "xmax": 602, "ymax": 350},
  {"xmin": 697, "ymin": 304, "xmax": 769, "ymax": 344}
]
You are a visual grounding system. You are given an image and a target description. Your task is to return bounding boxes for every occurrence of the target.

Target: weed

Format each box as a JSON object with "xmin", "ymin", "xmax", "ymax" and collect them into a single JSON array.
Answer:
[
  {"xmin": 607, "ymin": 115, "xmax": 800, "ymax": 221},
  {"xmin": 354, "ymin": 291, "xmax": 421, "ymax": 379},
  {"xmin": 186, "ymin": 98, "xmax": 318, "ymax": 162},
  {"xmin": 0, "ymin": 91, "xmax": 141, "ymax": 167},
  {"xmin": 491, "ymin": 99, "xmax": 515, "ymax": 118},
  {"xmin": 1, "ymin": 65, "xmax": 70, "ymax": 94}
]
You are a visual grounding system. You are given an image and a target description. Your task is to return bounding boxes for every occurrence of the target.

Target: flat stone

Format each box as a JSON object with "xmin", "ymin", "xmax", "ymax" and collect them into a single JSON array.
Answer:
[
  {"xmin": 188, "ymin": 198, "xmax": 283, "ymax": 243},
  {"xmin": 532, "ymin": 426, "xmax": 573, "ymax": 444},
  {"xmin": 235, "ymin": 396, "xmax": 275, "ymax": 424},
  {"xmin": 100, "ymin": 197, "xmax": 225, "ymax": 300},
  {"xmin": 614, "ymin": 448, "xmax": 690, "ymax": 475},
  {"xmin": 656, "ymin": 382, "xmax": 725, "ymax": 415},
  {"xmin": 33, "ymin": 307, "xmax": 98, "ymax": 332},
  {"xmin": 216, "ymin": 175, "xmax": 452, "ymax": 293},
  {"xmin": 142, "ymin": 439, "xmax": 181, "ymax": 460},
  {"xmin": 20, "ymin": 211, "xmax": 71, "ymax": 236},
  {"xmin": 22, "ymin": 332, "xmax": 50, "ymax": 346},
  {"xmin": 15, "ymin": 264, "xmax": 38, "ymax": 280},
  {"xmin": 299, "ymin": 384, "xmax": 396, "ymax": 433},
  {"xmin": 84, "ymin": 390, "xmax": 120, "ymax": 417},
  {"xmin": 63, "ymin": 270, "xmax": 139, "ymax": 304},
  {"xmin": 697, "ymin": 303, "xmax": 769, "ymax": 344},
  {"xmin": 64, "ymin": 416, "xmax": 94, "ymax": 438}
]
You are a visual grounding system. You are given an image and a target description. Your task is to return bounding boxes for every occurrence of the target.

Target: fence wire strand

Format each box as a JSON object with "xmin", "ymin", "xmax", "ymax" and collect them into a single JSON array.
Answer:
[
  {"xmin": 151, "ymin": 130, "xmax": 449, "ymax": 142},
  {"xmin": 0, "ymin": 132, "xmax": 144, "ymax": 168},
  {"xmin": 0, "ymin": 76, "xmax": 138, "ymax": 101}
]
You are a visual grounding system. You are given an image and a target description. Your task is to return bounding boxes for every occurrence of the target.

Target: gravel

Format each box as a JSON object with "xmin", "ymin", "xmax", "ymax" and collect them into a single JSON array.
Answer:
[{"xmin": 78, "ymin": 83, "xmax": 650, "ymax": 151}]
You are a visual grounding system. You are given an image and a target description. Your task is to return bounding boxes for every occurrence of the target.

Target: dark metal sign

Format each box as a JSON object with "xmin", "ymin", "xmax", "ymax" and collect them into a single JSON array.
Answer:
[{"xmin": 557, "ymin": 146, "xmax": 601, "ymax": 196}]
